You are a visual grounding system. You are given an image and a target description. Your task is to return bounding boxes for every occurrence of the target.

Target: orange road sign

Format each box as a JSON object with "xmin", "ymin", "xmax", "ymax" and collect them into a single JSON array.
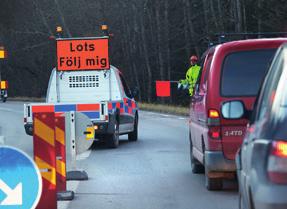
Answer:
[{"xmin": 56, "ymin": 38, "xmax": 110, "ymax": 71}]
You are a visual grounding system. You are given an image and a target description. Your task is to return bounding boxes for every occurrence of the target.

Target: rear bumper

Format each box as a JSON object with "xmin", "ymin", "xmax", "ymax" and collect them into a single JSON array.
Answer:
[
  {"xmin": 205, "ymin": 151, "xmax": 236, "ymax": 172},
  {"xmin": 93, "ymin": 122, "xmax": 113, "ymax": 135},
  {"xmin": 93, "ymin": 115, "xmax": 116, "ymax": 138}
]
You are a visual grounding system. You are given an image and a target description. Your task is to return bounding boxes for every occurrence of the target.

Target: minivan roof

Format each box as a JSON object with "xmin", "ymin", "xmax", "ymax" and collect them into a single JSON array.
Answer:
[
  {"xmin": 215, "ymin": 38, "xmax": 287, "ymax": 52},
  {"xmin": 201, "ymin": 38, "xmax": 287, "ymax": 61}
]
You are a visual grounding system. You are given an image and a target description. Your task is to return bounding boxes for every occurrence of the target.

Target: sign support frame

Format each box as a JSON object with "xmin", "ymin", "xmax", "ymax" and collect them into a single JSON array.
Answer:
[{"xmin": 65, "ymin": 111, "xmax": 89, "ymax": 181}]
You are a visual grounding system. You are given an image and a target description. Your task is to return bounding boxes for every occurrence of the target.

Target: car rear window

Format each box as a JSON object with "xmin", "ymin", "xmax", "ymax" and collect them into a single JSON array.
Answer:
[{"xmin": 221, "ymin": 49, "xmax": 276, "ymax": 97}]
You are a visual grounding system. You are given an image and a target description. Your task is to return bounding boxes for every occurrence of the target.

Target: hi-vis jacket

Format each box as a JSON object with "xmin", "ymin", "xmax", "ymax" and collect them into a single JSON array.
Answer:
[{"xmin": 181, "ymin": 64, "xmax": 201, "ymax": 96}]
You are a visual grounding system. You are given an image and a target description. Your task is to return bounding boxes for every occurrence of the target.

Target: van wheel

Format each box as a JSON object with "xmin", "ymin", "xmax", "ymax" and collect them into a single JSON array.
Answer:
[
  {"xmin": 128, "ymin": 115, "xmax": 138, "ymax": 141},
  {"xmin": 190, "ymin": 141, "xmax": 204, "ymax": 173},
  {"xmin": 106, "ymin": 122, "xmax": 119, "ymax": 148},
  {"xmin": 205, "ymin": 173, "xmax": 223, "ymax": 190}
]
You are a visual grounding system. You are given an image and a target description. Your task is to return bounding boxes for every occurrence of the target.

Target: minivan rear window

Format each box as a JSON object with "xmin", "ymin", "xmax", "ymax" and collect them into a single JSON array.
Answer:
[{"xmin": 221, "ymin": 49, "xmax": 276, "ymax": 97}]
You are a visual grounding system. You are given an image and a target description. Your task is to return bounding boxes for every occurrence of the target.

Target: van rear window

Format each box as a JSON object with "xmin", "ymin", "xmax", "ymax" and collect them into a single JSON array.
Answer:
[{"xmin": 221, "ymin": 49, "xmax": 276, "ymax": 97}]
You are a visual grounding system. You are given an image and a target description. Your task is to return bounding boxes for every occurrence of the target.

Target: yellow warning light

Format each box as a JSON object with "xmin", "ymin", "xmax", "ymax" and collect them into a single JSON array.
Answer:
[
  {"xmin": 101, "ymin": 25, "xmax": 108, "ymax": 31},
  {"xmin": 0, "ymin": 81, "xmax": 7, "ymax": 89},
  {"xmin": 56, "ymin": 26, "xmax": 63, "ymax": 33},
  {"xmin": 0, "ymin": 46, "xmax": 6, "ymax": 59}
]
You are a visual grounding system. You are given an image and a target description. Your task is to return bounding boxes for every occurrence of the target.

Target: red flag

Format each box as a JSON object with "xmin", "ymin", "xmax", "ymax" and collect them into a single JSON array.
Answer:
[{"xmin": 156, "ymin": 81, "xmax": 170, "ymax": 97}]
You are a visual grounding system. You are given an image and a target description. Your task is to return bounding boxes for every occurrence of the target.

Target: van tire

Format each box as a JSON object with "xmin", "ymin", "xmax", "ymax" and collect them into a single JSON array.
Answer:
[
  {"xmin": 106, "ymin": 121, "xmax": 119, "ymax": 148},
  {"xmin": 190, "ymin": 142, "xmax": 204, "ymax": 174},
  {"xmin": 128, "ymin": 115, "xmax": 138, "ymax": 141},
  {"xmin": 205, "ymin": 174, "xmax": 223, "ymax": 191}
]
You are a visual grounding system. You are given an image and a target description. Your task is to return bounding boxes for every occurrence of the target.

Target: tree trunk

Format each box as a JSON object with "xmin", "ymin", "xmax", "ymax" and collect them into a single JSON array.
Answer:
[
  {"xmin": 202, "ymin": 0, "xmax": 209, "ymax": 35},
  {"xmin": 257, "ymin": 0, "xmax": 262, "ymax": 35},
  {"xmin": 54, "ymin": 0, "xmax": 72, "ymax": 37},
  {"xmin": 155, "ymin": 1, "xmax": 165, "ymax": 81},
  {"xmin": 140, "ymin": 11, "xmax": 153, "ymax": 102},
  {"xmin": 242, "ymin": 0, "xmax": 247, "ymax": 32},
  {"xmin": 235, "ymin": 0, "xmax": 243, "ymax": 32},
  {"xmin": 164, "ymin": 0, "xmax": 172, "ymax": 103},
  {"xmin": 186, "ymin": 0, "xmax": 199, "ymax": 55},
  {"xmin": 217, "ymin": 0, "xmax": 224, "ymax": 32},
  {"xmin": 210, "ymin": 0, "xmax": 219, "ymax": 32},
  {"xmin": 183, "ymin": 2, "xmax": 191, "ymax": 59}
]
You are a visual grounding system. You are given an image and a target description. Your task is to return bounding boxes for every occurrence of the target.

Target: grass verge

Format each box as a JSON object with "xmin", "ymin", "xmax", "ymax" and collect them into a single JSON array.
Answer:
[
  {"xmin": 138, "ymin": 102, "xmax": 189, "ymax": 116},
  {"xmin": 8, "ymin": 97, "xmax": 45, "ymax": 102}
]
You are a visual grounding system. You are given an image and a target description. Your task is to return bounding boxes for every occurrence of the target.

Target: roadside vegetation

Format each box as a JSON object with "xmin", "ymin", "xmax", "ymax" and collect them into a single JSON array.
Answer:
[
  {"xmin": 1, "ymin": 0, "xmax": 286, "ymax": 104},
  {"xmin": 138, "ymin": 102, "xmax": 189, "ymax": 116},
  {"xmin": 9, "ymin": 97, "xmax": 45, "ymax": 102}
]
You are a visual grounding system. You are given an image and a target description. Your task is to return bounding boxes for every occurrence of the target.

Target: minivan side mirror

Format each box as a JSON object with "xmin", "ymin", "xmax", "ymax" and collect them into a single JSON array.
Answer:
[{"xmin": 221, "ymin": 101, "xmax": 245, "ymax": 119}]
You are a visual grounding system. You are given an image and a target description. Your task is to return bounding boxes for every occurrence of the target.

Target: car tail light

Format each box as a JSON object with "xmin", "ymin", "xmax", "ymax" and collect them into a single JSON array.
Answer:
[
  {"xmin": 208, "ymin": 126, "xmax": 221, "ymax": 140},
  {"xmin": 267, "ymin": 141, "xmax": 287, "ymax": 184}
]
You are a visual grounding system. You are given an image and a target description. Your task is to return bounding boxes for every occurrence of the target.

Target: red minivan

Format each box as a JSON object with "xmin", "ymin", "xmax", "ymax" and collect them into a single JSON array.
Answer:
[{"xmin": 189, "ymin": 38, "xmax": 287, "ymax": 190}]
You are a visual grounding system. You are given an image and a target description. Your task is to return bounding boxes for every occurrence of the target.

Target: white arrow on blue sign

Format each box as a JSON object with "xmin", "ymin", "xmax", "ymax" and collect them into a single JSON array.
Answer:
[{"xmin": 0, "ymin": 146, "xmax": 42, "ymax": 209}]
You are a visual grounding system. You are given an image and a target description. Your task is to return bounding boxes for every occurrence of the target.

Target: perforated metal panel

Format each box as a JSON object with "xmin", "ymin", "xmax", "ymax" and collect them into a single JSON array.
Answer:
[{"xmin": 68, "ymin": 75, "xmax": 99, "ymax": 88}]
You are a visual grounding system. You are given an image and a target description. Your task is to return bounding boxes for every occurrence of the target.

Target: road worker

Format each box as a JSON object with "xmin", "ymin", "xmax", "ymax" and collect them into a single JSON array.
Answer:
[{"xmin": 178, "ymin": 55, "xmax": 201, "ymax": 96}]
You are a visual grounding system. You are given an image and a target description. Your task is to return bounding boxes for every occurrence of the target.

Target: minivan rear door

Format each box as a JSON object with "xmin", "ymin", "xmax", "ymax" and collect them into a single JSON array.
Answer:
[{"xmin": 220, "ymin": 49, "xmax": 277, "ymax": 160}]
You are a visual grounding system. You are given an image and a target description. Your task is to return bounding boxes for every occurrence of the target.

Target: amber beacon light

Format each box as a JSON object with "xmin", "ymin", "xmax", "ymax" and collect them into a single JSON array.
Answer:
[
  {"xmin": 56, "ymin": 26, "xmax": 63, "ymax": 33},
  {"xmin": 0, "ymin": 46, "xmax": 6, "ymax": 59},
  {"xmin": 101, "ymin": 25, "xmax": 108, "ymax": 31}
]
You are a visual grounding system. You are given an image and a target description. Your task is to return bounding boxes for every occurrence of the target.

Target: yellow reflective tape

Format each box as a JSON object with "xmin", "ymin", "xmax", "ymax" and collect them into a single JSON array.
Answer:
[
  {"xmin": 85, "ymin": 127, "xmax": 94, "ymax": 140},
  {"xmin": 55, "ymin": 127, "xmax": 65, "ymax": 145},
  {"xmin": 34, "ymin": 118, "xmax": 55, "ymax": 146},
  {"xmin": 35, "ymin": 156, "xmax": 56, "ymax": 185},
  {"xmin": 56, "ymin": 159, "xmax": 66, "ymax": 177}
]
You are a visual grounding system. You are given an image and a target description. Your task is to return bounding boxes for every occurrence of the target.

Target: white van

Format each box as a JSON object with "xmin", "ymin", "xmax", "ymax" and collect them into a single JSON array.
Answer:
[{"xmin": 24, "ymin": 65, "xmax": 139, "ymax": 148}]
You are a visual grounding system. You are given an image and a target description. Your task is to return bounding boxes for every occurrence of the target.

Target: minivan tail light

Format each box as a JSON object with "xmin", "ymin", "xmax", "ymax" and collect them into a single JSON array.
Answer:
[
  {"xmin": 267, "ymin": 141, "xmax": 287, "ymax": 184},
  {"xmin": 208, "ymin": 109, "xmax": 220, "ymax": 119},
  {"xmin": 208, "ymin": 126, "xmax": 221, "ymax": 140},
  {"xmin": 207, "ymin": 109, "xmax": 220, "ymax": 126}
]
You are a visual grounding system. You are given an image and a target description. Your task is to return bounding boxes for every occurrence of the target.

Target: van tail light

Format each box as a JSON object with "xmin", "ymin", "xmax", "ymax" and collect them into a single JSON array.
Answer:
[
  {"xmin": 208, "ymin": 126, "xmax": 221, "ymax": 140},
  {"xmin": 267, "ymin": 141, "xmax": 287, "ymax": 184},
  {"xmin": 207, "ymin": 109, "xmax": 220, "ymax": 126},
  {"xmin": 208, "ymin": 109, "xmax": 220, "ymax": 119},
  {"xmin": 24, "ymin": 117, "xmax": 27, "ymax": 123},
  {"xmin": 105, "ymin": 115, "xmax": 109, "ymax": 121}
]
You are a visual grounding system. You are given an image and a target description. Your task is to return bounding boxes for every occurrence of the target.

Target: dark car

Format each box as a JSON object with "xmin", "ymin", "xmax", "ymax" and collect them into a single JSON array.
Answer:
[
  {"xmin": 223, "ymin": 44, "xmax": 287, "ymax": 209},
  {"xmin": 189, "ymin": 38, "xmax": 287, "ymax": 190}
]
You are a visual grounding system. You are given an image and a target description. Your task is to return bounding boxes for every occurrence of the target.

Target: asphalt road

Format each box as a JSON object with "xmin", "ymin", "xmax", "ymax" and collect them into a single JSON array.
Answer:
[{"xmin": 0, "ymin": 101, "xmax": 238, "ymax": 209}]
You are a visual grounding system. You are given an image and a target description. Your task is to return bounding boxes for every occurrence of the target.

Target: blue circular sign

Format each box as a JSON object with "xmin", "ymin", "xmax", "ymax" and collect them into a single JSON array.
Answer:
[{"xmin": 0, "ymin": 146, "xmax": 42, "ymax": 209}]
